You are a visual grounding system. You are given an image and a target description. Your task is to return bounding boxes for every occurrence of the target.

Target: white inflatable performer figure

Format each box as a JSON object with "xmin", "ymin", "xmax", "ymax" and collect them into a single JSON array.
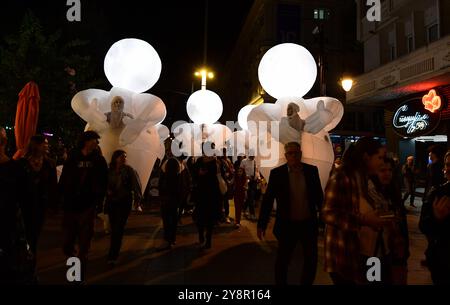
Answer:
[
  {"xmin": 248, "ymin": 43, "xmax": 344, "ymax": 190},
  {"xmin": 71, "ymin": 39, "xmax": 167, "ymax": 190}
]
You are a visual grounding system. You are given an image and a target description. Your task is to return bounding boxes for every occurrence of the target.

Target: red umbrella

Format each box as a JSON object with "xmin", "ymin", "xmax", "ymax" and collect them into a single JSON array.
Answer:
[{"xmin": 13, "ymin": 81, "xmax": 40, "ymax": 160}]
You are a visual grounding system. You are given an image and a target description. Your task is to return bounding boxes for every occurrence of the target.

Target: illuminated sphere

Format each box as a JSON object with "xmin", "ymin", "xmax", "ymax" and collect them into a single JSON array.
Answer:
[
  {"xmin": 238, "ymin": 105, "xmax": 257, "ymax": 130},
  {"xmin": 258, "ymin": 43, "xmax": 317, "ymax": 99},
  {"xmin": 186, "ymin": 89, "xmax": 223, "ymax": 124},
  {"xmin": 104, "ymin": 38, "xmax": 162, "ymax": 93}
]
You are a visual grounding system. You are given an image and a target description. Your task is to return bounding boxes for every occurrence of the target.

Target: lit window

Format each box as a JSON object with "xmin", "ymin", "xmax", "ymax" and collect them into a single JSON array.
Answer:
[
  {"xmin": 313, "ymin": 8, "xmax": 329, "ymax": 20},
  {"xmin": 314, "ymin": 9, "xmax": 319, "ymax": 19}
]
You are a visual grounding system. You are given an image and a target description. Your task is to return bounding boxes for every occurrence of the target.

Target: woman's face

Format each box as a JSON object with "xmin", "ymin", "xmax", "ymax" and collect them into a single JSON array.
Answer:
[
  {"xmin": 377, "ymin": 162, "xmax": 393, "ymax": 186},
  {"xmin": 444, "ymin": 156, "xmax": 450, "ymax": 181},
  {"xmin": 111, "ymin": 97, "xmax": 124, "ymax": 112},
  {"xmin": 116, "ymin": 153, "xmax": 127, "ymax": 167},
  {"xmin": 365, "ymin": 149, "xmax": 385, "ymax": 175}
]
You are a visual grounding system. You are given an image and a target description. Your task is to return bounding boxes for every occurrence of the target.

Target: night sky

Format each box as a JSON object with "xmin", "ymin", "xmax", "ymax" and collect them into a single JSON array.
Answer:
[{"xmin": 1, "ymin": 0, "xmax": 254, "ymax": 123}]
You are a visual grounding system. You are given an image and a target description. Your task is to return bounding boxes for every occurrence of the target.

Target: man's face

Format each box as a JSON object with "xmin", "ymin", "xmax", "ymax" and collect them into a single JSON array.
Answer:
[
  {"xmin": 284, "ymin": 145, "xmax": 302, "ymax": 167},
  {"xmin": 407, "ymin": 157, "xmax": 414, "ymax": 165}
]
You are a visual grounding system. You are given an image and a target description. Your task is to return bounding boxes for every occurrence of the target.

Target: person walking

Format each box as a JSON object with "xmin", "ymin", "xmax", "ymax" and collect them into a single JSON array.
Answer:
[
  {"xmin": 158, "ymin": 157, "xmax": 182, "ymax": 250},
  {"xmin": 17, "ymin": 134, "xmax": 57, "ymax": 279},
  {"xmin": 402, "ymin": 156, "xmax": 417, "ymax": 208},
  {"xmin": 233, "ymin": 165, "xmax": 248, "ymax": 228},
  {"xmin": 105, "ymin": 150, "xmax": 142, "ymax": 264},
  {"xmin": 59, "ymin": 131, "xmax": 108, "ymax": 281},
  {"xmin": 240, "ymin": 155, "xmax": 260, "ymax": 220},
  {"xmin": 192, "ymin": 142, "xmax": 222, "ymax": 249},
  {"xmin": 0, "ymin": 127, "xmax": 33, "ymax": 283},
  {"xmin": 322, "ymin": 137, "xmax": 403, "ymax": 285},
  {"xmin": 257, "ymin": 141, "xmax": 323, "ymax": 285}
]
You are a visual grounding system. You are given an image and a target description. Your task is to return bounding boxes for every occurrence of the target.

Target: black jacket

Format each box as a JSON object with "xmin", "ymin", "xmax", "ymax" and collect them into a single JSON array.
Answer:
[
  {"xmin": 257, "ymin": 163, "xmax": 324, "ymax": 239},
  {"xmin": 59, "ymin": 149, "xmax": 108, "ymax": 212}
]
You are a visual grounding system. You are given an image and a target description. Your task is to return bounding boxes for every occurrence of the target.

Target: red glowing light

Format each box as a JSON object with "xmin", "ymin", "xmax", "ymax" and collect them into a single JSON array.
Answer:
[{"xmin": 422, "ymin": 89, "xmax": 441, "ymax": 113}]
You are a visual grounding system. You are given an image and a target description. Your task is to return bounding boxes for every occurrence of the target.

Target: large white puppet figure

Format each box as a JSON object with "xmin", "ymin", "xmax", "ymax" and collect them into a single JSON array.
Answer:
[
  {"xmin": 172, "ymin": 85, "xmax": 232, "ymax": 157},
  {"xmin": 71, "ymin": 39, "xmax": 167, "ymax": 190},
  {"xmin": 247, "ymin": 43, "xmax": 344, "ymax": 190}
]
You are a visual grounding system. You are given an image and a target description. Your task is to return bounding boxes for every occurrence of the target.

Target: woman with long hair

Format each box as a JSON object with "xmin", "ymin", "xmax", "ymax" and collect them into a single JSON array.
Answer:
[
  {"xmin": 322, "ymin": 137, "xmax": 402, "ymax": 284},
  {"xmin": 370, "ymin": 157, "xmax": 410, "ymax": 284},
  {"xmin": 105, "ymin": 150, "xmax": 142, "ymax": 265}
]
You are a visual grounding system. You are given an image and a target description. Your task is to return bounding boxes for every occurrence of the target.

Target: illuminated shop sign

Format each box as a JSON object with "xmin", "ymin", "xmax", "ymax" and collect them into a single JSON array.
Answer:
[
  {"xmin": 393, "ymin": 96, "xmax": 441, "ymax": 138},
  {"xmin": 422, "ymin": 89, "xmax": 442, "ymax": 113}
]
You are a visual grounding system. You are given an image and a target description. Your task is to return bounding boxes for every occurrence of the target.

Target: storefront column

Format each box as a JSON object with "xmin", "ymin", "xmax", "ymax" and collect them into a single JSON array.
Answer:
[{"xmin": 385, "ymin": 109, "xmax": 400, "ymax": 155}]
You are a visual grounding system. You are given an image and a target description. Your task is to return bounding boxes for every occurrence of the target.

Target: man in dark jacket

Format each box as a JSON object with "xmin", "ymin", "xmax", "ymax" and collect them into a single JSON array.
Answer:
[
  {"xmin": 257, "ymin": 141, "xmax": 323, "ymax": 285},
  {"xmin": 59, "ymin": 131, "xmax": 108, "ymax": 281}
]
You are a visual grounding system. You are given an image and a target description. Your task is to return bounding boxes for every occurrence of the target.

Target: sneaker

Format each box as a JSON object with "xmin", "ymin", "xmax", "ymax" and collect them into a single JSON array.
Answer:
[
  {"xmin": 225, "ymin": 217, "xmax": 231, "ymax": 224},
  {"xmin": 137, "ymin": 206, "xmax": 143, "ymax": 212},
  {"xmin": 234, "ymin": 223, "xmax": 241, "ymax": 229}
]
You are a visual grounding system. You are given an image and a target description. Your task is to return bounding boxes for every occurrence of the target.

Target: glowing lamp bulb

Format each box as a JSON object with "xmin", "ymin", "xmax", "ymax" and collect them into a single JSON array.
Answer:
[
  {"xmin": 258, "ymin": 43, "xmax": 317, "ymax": 99},
  {"xmin": 341, "ymin": 78, "xmax": 353, "ymax": 92},
  {"xmin": 186, "ymin": 89, "xmax": 223, "ymax": 124},
  {"xmin": 104, "ymin": 38, "xmax": 162, "ymax": 93}
]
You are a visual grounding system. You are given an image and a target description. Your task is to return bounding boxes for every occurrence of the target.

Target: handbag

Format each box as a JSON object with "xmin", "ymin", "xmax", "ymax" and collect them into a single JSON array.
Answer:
[{"xmin": 217, "ymin": 173, "xmax": 228, "ymax": 195}]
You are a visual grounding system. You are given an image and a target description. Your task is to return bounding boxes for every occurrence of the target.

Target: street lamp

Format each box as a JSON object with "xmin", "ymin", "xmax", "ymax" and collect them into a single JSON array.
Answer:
[
  {"xmin": 194, "ymin": 68, "xmax": 214, "ymax": 90},
  {"xmin": 341, "ymin": 78, "xmax": 353, "ymax": 92}
]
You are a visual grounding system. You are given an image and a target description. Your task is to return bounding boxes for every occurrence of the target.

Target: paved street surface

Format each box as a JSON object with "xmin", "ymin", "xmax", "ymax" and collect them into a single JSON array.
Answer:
[{"xmin": 36, "ymin": 197, "xmax": 432, "ymax": 285}]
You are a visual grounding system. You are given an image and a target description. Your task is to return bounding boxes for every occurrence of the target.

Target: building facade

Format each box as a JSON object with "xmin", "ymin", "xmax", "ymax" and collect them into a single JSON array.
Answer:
[
  {"xmin": 348, "ymin": 0, "xmax": 450, "ymax": 172},
  {"xmin": 221, "ymin": 0, "xmax": 384, "ymax": 155}
]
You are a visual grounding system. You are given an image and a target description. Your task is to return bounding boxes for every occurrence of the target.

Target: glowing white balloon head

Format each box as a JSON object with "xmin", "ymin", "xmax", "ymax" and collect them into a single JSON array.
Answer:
[
  {"xmin": 238, "ymin": 105, "xmax": 257, "ymax": 130},
  {"xmin": 186, "ymin": 89, "xmax": 223, "ymax": 124},
  {"xmin": 258, "ymin": 43, "xmax": 317, "ymax": 99},
  {"xmin": 104, "ymin": 38, "xmax": 162, "ymax": 93}
]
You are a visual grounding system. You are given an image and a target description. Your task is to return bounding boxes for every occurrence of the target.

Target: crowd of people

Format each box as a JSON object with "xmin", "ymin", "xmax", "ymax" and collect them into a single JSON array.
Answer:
[{"xmin": 1, "ymin": 126, "xmax": 450, "ymax": 285}]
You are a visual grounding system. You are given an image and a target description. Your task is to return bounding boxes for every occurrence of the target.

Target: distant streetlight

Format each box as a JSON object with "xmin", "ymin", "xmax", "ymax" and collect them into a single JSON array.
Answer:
[
  {"xmin": 194, "ymin": 68, "xmax": 215, "ymax": 90},
  {"xmin": 341, "ymin": 78, "xmax": 353, "ymax": 92}
]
